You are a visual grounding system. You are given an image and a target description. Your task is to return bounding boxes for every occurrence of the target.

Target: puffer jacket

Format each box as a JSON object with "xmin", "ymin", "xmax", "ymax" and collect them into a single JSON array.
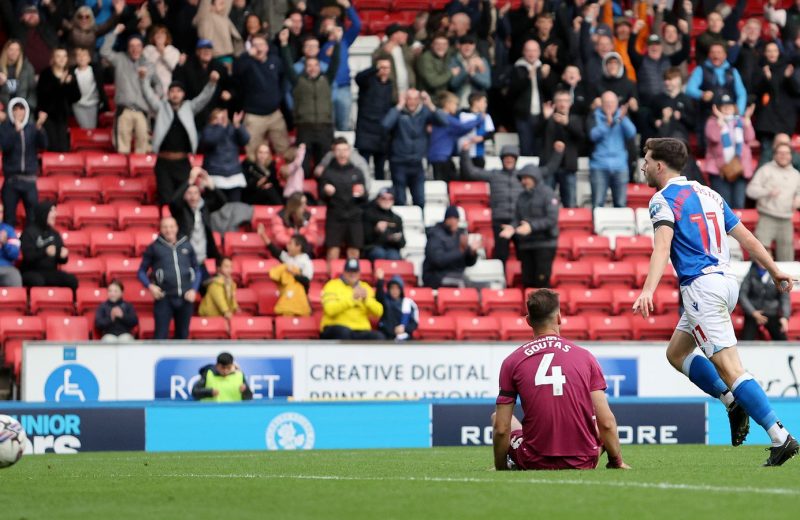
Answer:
[
  {"xmin": 422, "ymin": 222, "xmax": 478, "ymax": 288},
  {"xmin": 354, "ymin": 66, "xmax": 394, "ymax": 153},
  {"xmin": 20, "ymin": 201, "xmax": 66, "ymax": 274},
  {"xmin": 198, "ymin": 275, "xmax": 239, "ymax": 316},
  {"xmin": 513, "ymin": 165, "xmax": 561, "ymax": 250},
  {"xmin": 137, "ymin": 235, "xmax": 201, "ymax": 298},
  {"xmin": 363, "ymin": 199, "xmax": 406, "ymax": 253},
  {"xmin": 320, "ymin": 277, "xmax": 383, "ymax": 331},
  {"xmin": 0, "ymin": 97, "xmax": 47, "ymax": 175},
  {"xmin": 270, "ymin": 263, "xmax": 312, "ymax": 317},
  {"xmin": 200, "ymin": 124, "xmax": 251, "ymax": 177},
  {"xmin": 382, "ymin": 105, "xmax": 449, "ymax": 163}
]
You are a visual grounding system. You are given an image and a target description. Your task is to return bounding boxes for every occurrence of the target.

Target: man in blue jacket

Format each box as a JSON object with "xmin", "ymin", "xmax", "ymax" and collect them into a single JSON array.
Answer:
[
  {"xmin": 138, "ymin": 217, "xmax": 201, "ymax": 340},
  {"xmin": 588, "ymin": 91, "xmax": 637, "ymax": 208},
  {"xmin": 382, "ymin": 89, "xmax": 448, "ymax": 208},
  {"xmin": 319, "ymin": 0, "xmax": 362, "ymax": 131},
  {"xmin": 0, "ymin": 220, "xmax": 21, "ymax": 287}
]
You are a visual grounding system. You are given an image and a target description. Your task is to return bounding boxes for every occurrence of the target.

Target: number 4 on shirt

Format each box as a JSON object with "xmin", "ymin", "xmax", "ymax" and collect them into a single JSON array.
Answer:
[{"xmin": 535, "ymin": 353, "xmax": 566, "ymax": 396}]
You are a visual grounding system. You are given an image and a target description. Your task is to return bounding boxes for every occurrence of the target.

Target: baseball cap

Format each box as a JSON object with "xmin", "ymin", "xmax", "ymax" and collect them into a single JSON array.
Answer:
[
  {"xmin": 378, "ymin": 187, "xmax": 394, "ymax": 198},
  {"xmin": 196, "ymin": 39, "xmax": 214, "ymax": 50},
  {"xmin": 716, "ymin": 94, "xmax": 735, "ymax": 106},
  {"xmin": 344, "ymin": 258, "xmax": 360, "ymax": 272},
  {"xmin": 647, "ymin": 34, "xmax": 662, "ymax": 45}
]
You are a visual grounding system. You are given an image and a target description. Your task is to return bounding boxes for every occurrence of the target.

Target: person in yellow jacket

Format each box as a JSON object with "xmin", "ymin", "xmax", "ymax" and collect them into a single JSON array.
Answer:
[
  {"xmin": 198, "ymin": 257, "xmax": 239, "ymax": 318},
  {"xmin": 320, "ymin": 258, "xmax": 385, "ymax": 340},
  {"xmin": 263, "ymin": 232, "xmax": 313, "ymax": 317},
  {"xmin": 191, "ymin": 352, "xmax": 253, "ymax": 402}
]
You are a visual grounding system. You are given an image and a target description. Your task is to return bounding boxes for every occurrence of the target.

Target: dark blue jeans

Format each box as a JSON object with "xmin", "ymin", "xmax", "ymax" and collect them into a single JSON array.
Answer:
[
  {"xmin": 709, "ymin": 175, "xmax": 746, "ymax": 209},
  {"xmin": 590, "ymin": 168, "xmax": 628, "ymax": 208},
  {"xmin": 367, "ymin": 246, "xmax": 402, "ymax": 261},
  {"xmin": 549, "ymin": 168, "xmax": 577, "ymax": 208},
  {"xmin": 359, "ymin": 150, "xmax": 387, "ymax": 180},
  {"xmin": 390, "ymin": 160, "xmax": 425, "ymax": 208},
  {"xmin": 2, "ymin": 176, "xmax": 38, "ymax": 227},
  {"xmin": 154, "ymin": 296, "xmax": 193, "ymax": 340},
  {"xmin": 515, "ymin": 116, "xmax": 540, "ymax": 157}
]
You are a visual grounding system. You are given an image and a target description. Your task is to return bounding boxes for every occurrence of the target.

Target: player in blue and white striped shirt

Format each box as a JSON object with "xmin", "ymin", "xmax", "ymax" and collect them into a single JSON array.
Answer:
[{"xmin": 633, "ymin": 138, "xmax": 798, "ymax": 466}]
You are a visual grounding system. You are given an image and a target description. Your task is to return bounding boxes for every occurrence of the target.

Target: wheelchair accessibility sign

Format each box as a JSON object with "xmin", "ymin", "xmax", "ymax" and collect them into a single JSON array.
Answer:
[{"xmin": 44, "ymin": 364, "xmax": 100, "ymax": 402}]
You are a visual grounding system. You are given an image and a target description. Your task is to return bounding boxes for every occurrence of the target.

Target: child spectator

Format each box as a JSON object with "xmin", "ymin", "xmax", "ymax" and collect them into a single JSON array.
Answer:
[
  {"xmin": 259, "ymin": 226, "xmax": 313, "ymax": 317},
  {"xmin": 457, "ymin": 92, "xmax": 494, "ymax": 168},
  {"xmin": 270, "ymin": 192, "xmax": 320, "ymax": 254},
  {"xmin": 71, "ymin": 47, "xmax": 108, "ymax": 130},
  {"xmin": 95, "ymin": 280, "xmax": 139, "ymax": 342},
  {"xmin": 280, "ymin": 143, "xmax": 306, "ymax": 200},
  {"xmin": 200, "ymin": 108, "xmax": 251, "ymax": 202},
  {"xmin": 375, "ymin": 268, "xmax": 418, "ymax": 341},
  {"xmin": 428, "ymin": 91, "xmax": 483, "ymax": 182},
  {"xmin": 199, "ymin": 257, "xmax": 239, "ymax": 319},
  {"xmin": 242, "ymin": 143, "xmax": 283, "ymax": 205}
]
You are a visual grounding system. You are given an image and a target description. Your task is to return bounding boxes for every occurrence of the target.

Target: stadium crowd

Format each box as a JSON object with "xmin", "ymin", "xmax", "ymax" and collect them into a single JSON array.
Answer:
[{"xmin": 0, "ymin": 0, "xmax": 798, "ymax": 351}]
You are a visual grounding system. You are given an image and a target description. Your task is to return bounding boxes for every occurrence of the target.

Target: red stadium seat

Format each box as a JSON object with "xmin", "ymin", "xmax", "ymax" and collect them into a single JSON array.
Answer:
[
  {"xmin": 556, "ymin": 235, "xmax": 573, "ymax": 260},
  {"xmin": 558, "ymin": 208, "xmax": 593, "ymax": 234},
  {"xmin": 105, "ymin": 257, "xmax": 141, "ymax": 287},
  {"xmin": 62, "ymin": 257, "xmax": 105, "ymax": 286},
  {"xmin": 498, "ymin": 315, "xmax": 533, "ymax": 341},
  {"xmin": 125, "ymin": 286, "xmax": 153, "ymax": 317},
  {"xmin": 223, "ymin": 232, "xmax": 268, "ymax": 258},
  {"xmin": 635, "ymin": 261, "xmax": 678, "ymax": 288},
  {"xmin": 592, "ymin": 262, "xmax": 636, "ymax": 289},
  {"xmin": 101, "ymin": 177, "xmax": 148, "ymax": 204},
  {"xmin": 189, "ymin": 317, "xmax": 229, "ymax": 339},
  {"xmin": 41, "ymin": 152, "xmax": 84, "ymax": 178},
  {"xmin": 415, "ymin": 315, "xmax": 456, "ymax": 340},
  {"xmin": 128, "ymin": 153, "xmax": 157, "ymax": 177},
  {"xmin": 136, "ymin": 315, "xmax": 173, "ymax": 339},
  {"xmin": 72, "ymin": 204, "xmax": 118, "ymax": 230},
  {"xmin": 59, "ymin": 177, "xmax": 103, "ymax": 203},
  {"xmin": 29, "ymin": 287, "xmax": 74, "ymax": 316},
  {"xmin": 308, "ymin": 283, "xmax": 323, "ymax": 313},
  {"xmin": 240, "ymin": 258, "xmax": 280, "ymax": 286},
  {"xmin": 60, "ymin": 230, "xmax": 91, "ymax": 257},
  {"xmin": 505, "ymin": 259, "xmax": 522, "ymax": 288},
  {"xmin": 84, "ymin": 153, "xmax": 128, "ymax": 178},
  {"xmin": 464, "ymin": 206, "xmax": 493, "ymax": 233},
  {"xmin": 70, "ymin": 127, "xmax": 113, "ymax": 151},
  {"xmin": 311, "ymin": 259, "xmax": 330, "ymax": 284},
  {"xmin": 274, "ymin": 315, "xmax": 320, "ymax": 340},
  {"xmin": 133, "ymin": 230, "xmax": 160, "ymax": 255},
  {"xmin": 634, "ymin": 314, "xmax": 679, "ymax": 341},
  {"xmin": 448, "ymin": 181, "xmax": 490, "ymax": 207},
  {"xmin": 90, "ymin": 230, "xmax": 135, "ymax": 257},
  {"xmin": 456, "ymin": 315, "xmax": 500, "ymax": 341},
  {"xmin": 732, "ymin": 209, "xmax": 758, "ymax": 231},
  {"xmin": 559, "ymin": 315, "xmax": 590, "ymax": 340},
  {"xmin": 230, "ymin": 316, "xmax": 274, "ymax": 340},
  {"xmin": 436, "ymin": 287, "xmax": 480, "ymax": 316},
  {"xmin": 654, "ymin": 287, "xmax": 681, "ymax": 315},
  {"xmin": 46, "ymin": 316, "xmax": 90, "ymax": 341},
  {"xmin": 76, "ymin": 287, "xmax": 108, "ymax": 317},
  {"xmin": 373, "ymin": 259, "xmax": 417, "ymax": 287},
  {"xmin": 251, "ymin": 205, "xmax": 283, "ymax": 228},
  {"xmin": 234, "ymin": 287, "xmax": 259, "ymax": 315},
  {"xmin": 392, "ymin": 0, "xmax": 430, "ymax": 9},
  {"xmin": 626, "ymin": 184, "xmax": 656, "ymax": 209},
  {"xmin": 0, "ymin": 287, "xmax": 27, "ymax": 315},
  {"xmin": 611, "ymin": 288, "xmax": 640, "ymax": 315},
  {"xmin": 589, "ymin": 316, "xmax": 634, "ymax": 340},
  {"xmin": 249, "ymin": 283, "xmax": 279, "ymax": 315},
  {"xmin": 480, "ymin": 288, "xmax": 524, "ymax": 316},
  {"xmin": 567, "ymin": 288, "xmax": 613, "ymax": 315},
  {"xmin": 0, "ymin": 316, "xmax": 44, "ymax": 377},
  {"xmin": 118, "ymin": 205, "xmax": 160, "ymax": 230},
  {"xmin": 550, "ymin": 261, "xmax": 593, "ymax": 288},
  {"xmin": 405, "ymin": 287, "xmax": 435, "ymax": 314},
  {"xmin": 614, "ymin": 235, "xmax": 654, "ymax": 261},
  {"xmin": 571, "ymin": 235, "xmax": 612, "ymax": 260},
  {"xmin": 307, "ymin": 205, "xmax": 327, "ymax": 222},
  {"xmin": 37, "ymin": 177, "xmax": 60, "ymax": 201},
  {"xmin": 330, "ymin": 259, "xmax": 373, "ymax": 283}
]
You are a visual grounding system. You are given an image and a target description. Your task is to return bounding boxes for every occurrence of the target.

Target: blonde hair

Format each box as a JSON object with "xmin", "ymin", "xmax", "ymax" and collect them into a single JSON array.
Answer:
[
  {"xmin": 0, "ymin": 40, "xmax": 24, "ymax": 78},
  {"xmin": 73, "ymin": 6, "xmax": 95, "ymax": 25}
]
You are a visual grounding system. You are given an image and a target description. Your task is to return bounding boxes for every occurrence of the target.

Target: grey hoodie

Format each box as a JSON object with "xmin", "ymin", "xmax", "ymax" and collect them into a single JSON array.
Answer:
[{"xmin": 512, "ymin": 154, "xmax": 564, "ymax": 250}]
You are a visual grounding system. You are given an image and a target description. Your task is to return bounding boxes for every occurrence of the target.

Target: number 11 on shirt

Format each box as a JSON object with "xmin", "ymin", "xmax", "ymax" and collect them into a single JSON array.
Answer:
[{"xmin": 689, "ymin": 212, "xmax": 722, "ymax": 254}]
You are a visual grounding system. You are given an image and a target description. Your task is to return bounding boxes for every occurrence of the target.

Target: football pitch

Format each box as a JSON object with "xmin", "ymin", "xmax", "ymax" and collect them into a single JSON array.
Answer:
[{"xmin": 2, "ymin": 446, "xmax": 799, "ymax": 519}]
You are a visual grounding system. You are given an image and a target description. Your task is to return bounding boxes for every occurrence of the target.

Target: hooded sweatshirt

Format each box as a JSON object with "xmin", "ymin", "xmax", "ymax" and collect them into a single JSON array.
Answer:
[
  {"xmin": 594, "ymin": 52, "xmax": 637, "ymax": 103},
  {"xmin": 513, "ymin": 162, "xmax": 562, "ymax": 250},
  {"xmin": 20, "ymin": 201, "xmax": 66, "ymax": 273},
  {"xmin": 376, "ymin": 276, "xmax": 419, "ymax": 340},
  {"xmin": 0, "ymin": 97, "xmax": 47, "ymax": 176}
]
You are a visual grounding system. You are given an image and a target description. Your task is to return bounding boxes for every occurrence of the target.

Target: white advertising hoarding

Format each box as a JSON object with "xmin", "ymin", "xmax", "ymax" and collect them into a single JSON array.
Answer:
[{"xmin": 21, "ymin": 341, "xmax": 800, "ymax": 402}]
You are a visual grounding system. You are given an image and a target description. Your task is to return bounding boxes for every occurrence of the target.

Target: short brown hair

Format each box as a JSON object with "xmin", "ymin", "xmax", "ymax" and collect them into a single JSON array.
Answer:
[
  {"xmin": 643, "ymin": 138, "xmax": 688, "ymax": 173},
  {"xmin": 526, "ymin": 289, "xmax": 560, "ymax": 327},
  {"xmin": 663, "ymin": 67, "xmax": 682, "ymax": 81}
]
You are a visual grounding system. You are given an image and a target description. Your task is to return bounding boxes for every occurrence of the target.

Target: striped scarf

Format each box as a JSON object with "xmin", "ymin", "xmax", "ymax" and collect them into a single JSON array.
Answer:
[{"xmin": 720, "ymin": 116, "xmax": 744, "ymax": 164}]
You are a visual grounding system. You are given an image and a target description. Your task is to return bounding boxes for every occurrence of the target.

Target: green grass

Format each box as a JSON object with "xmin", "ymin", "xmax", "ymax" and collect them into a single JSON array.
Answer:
[{"xmin": 1, "ymin": 446, "xmax": 799, "ymax": 519}]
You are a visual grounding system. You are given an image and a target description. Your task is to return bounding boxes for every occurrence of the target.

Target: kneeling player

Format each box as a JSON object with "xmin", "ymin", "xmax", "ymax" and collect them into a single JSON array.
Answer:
[{"xmin": 492, "ymin": 289, "xmax": 630, "ymax": 470}]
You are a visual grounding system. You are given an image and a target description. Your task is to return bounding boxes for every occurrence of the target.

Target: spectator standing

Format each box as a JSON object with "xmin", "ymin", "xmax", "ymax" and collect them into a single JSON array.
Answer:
[
  {"xmin": 170, "ymin": 168, "xmax": 226, "ymax": 280},
  {"xmin": 320, "ymin": 258, "xmax": 384, "ymax": 340},
  {"xmin": 422, "ymin": 206, "xmax": 480, "ymax": 289},
  {"xmin": 739, "ymin": 261, "xmax": 790, "ymax": 341},
  {"xmin": 199, "ymin": 257, "xmax": 239, "ymax": 319},
  {"xmin": 101, "ymin": 24, "xmax": 160, "ymax": 154},
  {"xmin": 71, "ymin": 47, "xmax": 108, "ymax": 130},
  {"xmin": 143, "ymin": 25, "xmax": 181, "ymax": 98},
  {"xmin": 382, "ymin": 89, "xmax": 448, "ymax": 207},
  {"xmin": 457, "ymin": 92, "xmax": 494, "ymax": 168},
  {"xmin": 143, "ymin": 68, "xmax": 218, "ymax": 204},
  {"xmin": 374, "ymin": 23, "xmax": 416, "ymax": 98},
  {"xmin": 95, "ymin": 280, "xmax": 138, "ymax": 342},
  {"xmin": 354, "ymin": 57, "xmax": 394, "ymax": 180},
  {"xmin": 753, "ymin": 43, "xmax": 800, "ymax": 154},
  {"xmin": 279, "ymin": 144, "xmax": 307, "ymax": 200},
  {"xmin": 449, "ymin": 34, "xmax": 491, "ymax": 110},
  {"xmin": 280, "ymin": 27, "xmax": 341, "ymax": 174},
  {"xmin": 0, "ymin": 40, "xmax": 36, "ymax": 110},
  {"xmin": 758, "ymin": 133, "xmax": 800, "ymax": 170},
  {"xmin": 499, "ymin": 151, "xmax": 564, "ymax": 289},
  {"xmin": 428, "ymin": 91, "xmax": 483, "ymax": 182},
  {"xmin": 374, "ymin": 269, "xmax": 418, "ymax": 341},
  {"xmin": 200, "ymin": 109, "xmax": 251, "ymax": 202},
  {"xmin": 363, "ymin": 188, "xmax": 406, "ymax": 261},
  {"xmin": 172, "ymin": 39, "xmax": 231, "ymax": 132},
  {"xmin": 416, "ymin": 33, "xmax": 455, "ymax": 98},
  {"xmin": 555, "ymin": 65, "xmax": 591, "ymax": 118},
  {"xmin": 509, "ymin": 39, "xmax": 552, "ymax": 156},
  {"xmin": 260, "ymin": 230, "xmax": 313, "ymax": 317},
  {"xmin": 242, "ymin": 143, "xmax": 283, "ymax": 205},
  {"xmin": 766, "ymin": 0, "xmax": 800, "ymax": 47},
  {"xmin": 746, "ymin": 142, "xmax": 800, "ymax": 262},
  {"xmin": 541, "ymin": 91, "xmax": 585, "ymax": 208},
  {"xmin": 191, "ymin": 352, "xmax": 253, "ymax": 402},
  {"xmin": 695, "ymin": 11, "xmax": 728, "ymax": 66},
  {"xmin": 0, "ymin": 220, "xmax": 21, "ymax": 287},
  {"xmin": 20, "ymin": 202, "xmax": 77, "ymax": 290},
  {"xmin": 234, "ymin": 33, "xmax": 289, "ymax": 159},
  {"xmin": 36, "ymin": 48, "xmax": 81, "ymax": 152},
  {"xmin": 587, "ymin": 91, "xmax": 636, "ymax": 208},
  {"xmin": 703, "ymin": 95, "xmax": 756, "ymax": 209},
  {"xmin": 592, "ymin": 52, "xmax": 638, "ymax": 108},
  {"xmin": 194, "ymin": 0, "xmax": 243, "ymax": 64},
  {"xmin": 320, "ymin": 137, "xmax": 367, "ymax": 262},
  {"xmin": 270, "ymin": 192, "xmax": 320, "ymax": 254},
  {"xmin": 652, "ymin": 67, "xmax": 696, "ymax": 142},
  {"xmin": 10, "ymin": 6, "xmax": 58, "ymax": 74},
  {"xmin": 319, "ymin": 0, "xmax": 362, "ymax": 131},
  {"xmin": 137, "ymin": 217, "xmax": 201, "ymax": 341},
  {"xmin": 0, "ymin": 98, "xmax": 47, "ymax": 227},
  {"xmin": 62, "ymin": 2, "xmax": 124, "ymax": 53}
]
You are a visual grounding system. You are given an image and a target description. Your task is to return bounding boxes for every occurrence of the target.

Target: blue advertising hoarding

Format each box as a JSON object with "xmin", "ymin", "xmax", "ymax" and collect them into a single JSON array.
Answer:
[
  {"xmin": 707, "ymin": 400, "xmax": 800, "ymax": 445},
  {"xmin": 597, "ymin": 358, "xmax": 638, "ymax": 397}
]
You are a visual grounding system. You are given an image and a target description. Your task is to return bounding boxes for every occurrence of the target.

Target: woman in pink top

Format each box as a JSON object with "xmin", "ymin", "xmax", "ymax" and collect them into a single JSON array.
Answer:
[{"xmin": 280, "ymin": 143, "xmax": 306, "ymax": 199}]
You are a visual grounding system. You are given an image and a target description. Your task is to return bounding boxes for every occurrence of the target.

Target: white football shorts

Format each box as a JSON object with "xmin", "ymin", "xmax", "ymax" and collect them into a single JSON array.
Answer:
[{"xmin": 676, "ymin": 272, "xmax": 739, "ymax": 357}]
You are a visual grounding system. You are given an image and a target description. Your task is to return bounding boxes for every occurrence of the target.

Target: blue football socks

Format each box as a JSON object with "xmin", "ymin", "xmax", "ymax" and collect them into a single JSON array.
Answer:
[
  {"xmin": 682, "ymin": 353, "xmax": 729, "ymax": 401},
  {"xmin": 732, "ymin": 373, "xmax": 788, "ymax": 446}
]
